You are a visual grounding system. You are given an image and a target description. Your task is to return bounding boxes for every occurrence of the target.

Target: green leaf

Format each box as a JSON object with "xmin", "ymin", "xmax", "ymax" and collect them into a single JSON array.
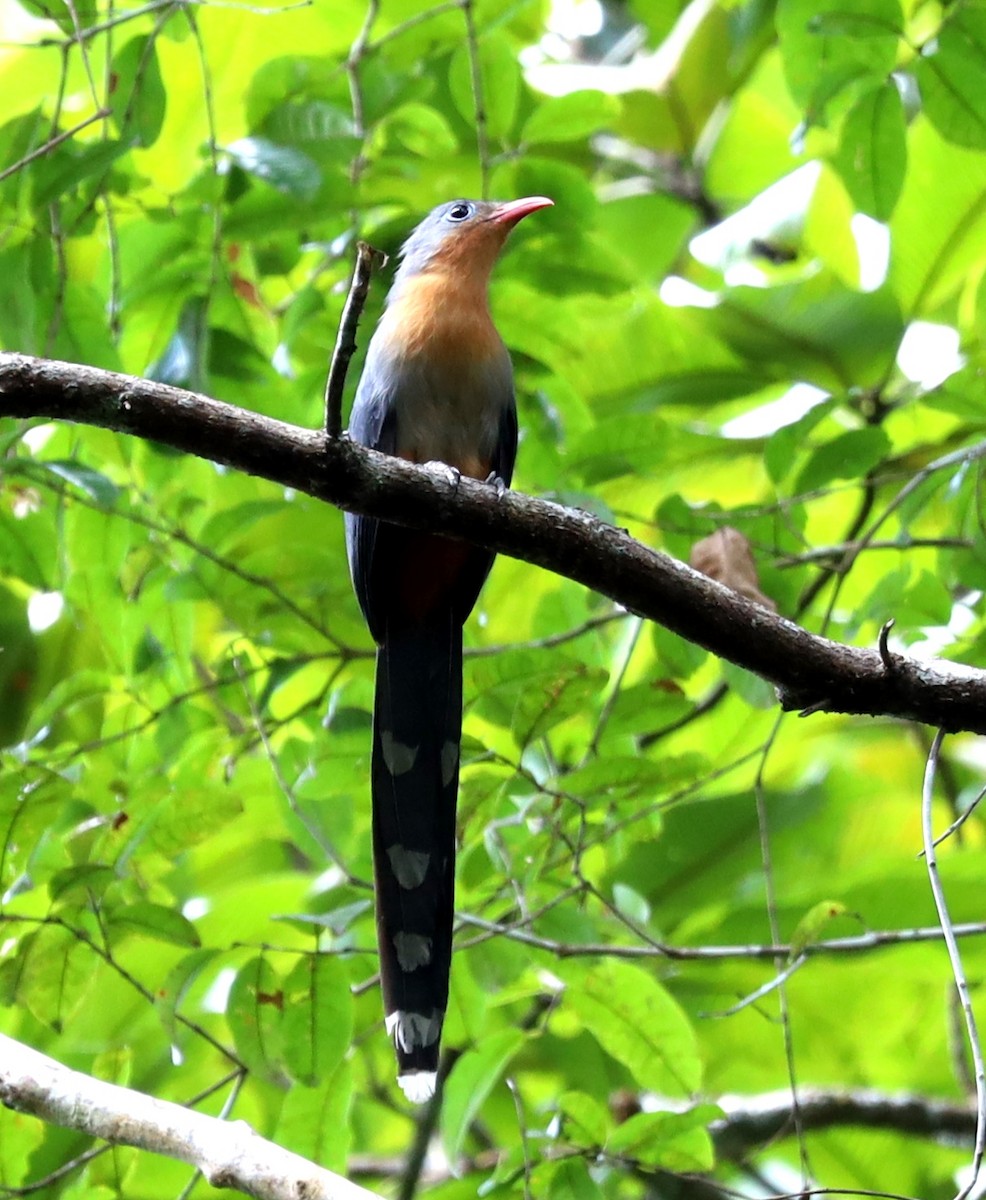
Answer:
[
  {"xmin": 605, "ymin": 1107, "xmax": 717, "ymax": 1171},
  {"xmin": 559, "ymin": 1090, "xmax": 612, "ymax": 1147},
  {"xmin": 548, "ymin": 1159, "xmax": 604, "ymax": 1200},
  {"xmin": 226, "ymin": 956, "xmax": 286, "ymax": 1082},
  {"xmin": 384, "ymin": 103, "xmax": 458, "ymax": 156},
  {"xmin": 891, "ymin": 119, "xmax": 986, "ymax": 313},
  {"xmin": 449, "ymin": 33, "xmax": 519, "ymax": 143},
  {"xmin": 917, "ymin": 8, "xmax": 986, "ymax": 149},
  {"xmin": 441, "ymin": 1028, "xmax": 525, "ymax": 1160},
  {"xmin": 274, "ymin": 1061, "xmax": 353, "ymax": 1172},
  {"xmin": 776, "ymin": 0, "xmax": 903, "ymax": 116},
  {"xmin": 521, "ymin": 91, "xmax": 620, "ymax": 145},
  {"xmin": 794, "ymin": 426, "xmax": 891, "ymax": 492},
  {"xmin": 14, "ymin": 0, "xmax": 96, "ymax": 36},
  {"xmin": 39, "ymin": 460, "xmax": 120, "ymax": 506},
  {"xmin": 226, "ymin": 137, "xmax": 322, "ymax": 200},
  {"xmin": 834, "ymin": 82, "xmax": 906, "ymax": 219},
  {"xmin": 109, "ymin": 36, "xmax": 166, "ymax": 149},
  {"xmin": 108, "ymin": 901, "xmax": 202, "ymax": 948},
  {"xmin": 282, "ymin": 954, "xmax": 353, "ymax": 1086},
  {"xmin": 563, "ymin": 961, "xmax": 701, "ymax": 1097},
  {"xmin": 155, "ymin": 949, "xmax": 221, "ymax": 1049},
  {"xmin": 15, "ymin": 925, "xmax": 96, "ymax": 1030}
]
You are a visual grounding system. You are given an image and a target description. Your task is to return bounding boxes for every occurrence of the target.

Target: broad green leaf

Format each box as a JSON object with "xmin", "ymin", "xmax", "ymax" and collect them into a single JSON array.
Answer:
[
  {"xmin": 108, "ymin": 901, "xmax": 202, "ymax": 948},
  {"xmin": 282, "ymin": 954, "xmax": 353, "ymax": 1085},
  {"xmin": 109, "ymin": 36, "xmax": 166, "ymax": 148},
  {"xmin": 449, "ymin": 34, "xmax": 519, "ymax": 143},
  {"xmin": 15, "ymin": 925, "xmax": 95, "ymax": 1030},
  {"xmin": 776, "ymin": 0, "xmax": 903, "ymax": 115},
  {"xmin": 155, "ymin": 948, "xmax": 221, "ymax": 1048},
  {"xmin": 834, "ymin": 82, "xmax": 906, "ymax": 219},
  {"xmin": 522, "ymin": 91, "xmax": 620, "ymax": 145},
  {"xmin": 559, "ymin": 1090, "xmax": 612, "ymax": 1147},
  {"xmin": 226, "ymin": 956, "xmax": 286, "ymax": 1082},
  {"xmin": 794, "ymin": 426, "xmax": 891, "ymax": 493},
  {"xmin": 605, "ymin": 1107, "xmax": 717, "ymax": 1171},
  {"xmin": 384, "ymin": 103, "xmax": 458, "ymax": 157},
  {"xmin": 14, "ymin": 0, "xmax": 96, "ymax": 36},
  {"xmin": 890, "ymin": 119, "xmax": 986, "ymax": 314},
  {"xmin": 563, "ymin": 961, "xmax": 701, "ymax": 1096},
  {"xmin": 274, "ymin": 1061, "xmax": 353, "ymax": 1172},
  {"xmin": 226, "ymin": 137, "xmax": 322, "ymax": 200},
  {"xmin": 441, "ymin": 1028, "xmax": 525, "ymax": 1160},
  {"xmin": 917, "ymin": 8, "xmax": 986, "ymax": 150},
  {"xmin": 39, "ymin": 460, "xmax": 120, "ymax": 506},
  {"xmin": 548, "ymin": 1158, "xmax": 604, "ymax": 1200}
]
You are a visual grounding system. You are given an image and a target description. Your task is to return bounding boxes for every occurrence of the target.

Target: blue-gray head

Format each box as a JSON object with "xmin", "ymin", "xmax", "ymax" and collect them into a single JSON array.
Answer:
[{"xmin": 391, "ymin": 196, "xmax": 553, "ymax": 291}]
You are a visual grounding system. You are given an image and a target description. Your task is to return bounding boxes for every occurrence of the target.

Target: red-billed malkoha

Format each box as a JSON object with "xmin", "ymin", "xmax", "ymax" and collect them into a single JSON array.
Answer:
[{"xmin": 345, "ymin": 196, "xmax": 553, "ymax": 1101}]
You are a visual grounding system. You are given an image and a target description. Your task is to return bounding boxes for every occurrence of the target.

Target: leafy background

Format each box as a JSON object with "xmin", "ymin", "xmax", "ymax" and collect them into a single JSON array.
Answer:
[{"xmin": 2, "ymin": 0, "xmax": 986, "ymax": 1196}]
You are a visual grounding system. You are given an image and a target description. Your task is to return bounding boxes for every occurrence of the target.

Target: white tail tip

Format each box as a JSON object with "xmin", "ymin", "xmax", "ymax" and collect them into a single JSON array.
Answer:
[{"xmin": 398, "ymin": 1071, "xmax": 437, "ymax": 1104}]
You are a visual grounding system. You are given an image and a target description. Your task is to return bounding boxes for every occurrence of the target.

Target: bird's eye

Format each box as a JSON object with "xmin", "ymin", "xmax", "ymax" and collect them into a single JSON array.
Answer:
[{"xmin": 447, "ymin": 202, "xmax": 472, "ymax": 222}]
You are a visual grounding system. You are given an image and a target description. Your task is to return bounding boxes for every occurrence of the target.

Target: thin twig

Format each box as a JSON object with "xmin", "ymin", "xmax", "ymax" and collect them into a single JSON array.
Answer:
[
  {"xmin": 919, "ymin": 779, "xmax": 986, "ymax": 856},
  {"xmin": 455, "ymin": 912, "xmax": 986, "ymax": 961},
  {"xmin": 922, "ymin": 728, "xmax": 986, "ymax": 1200},
  {"xmin": 702, "ymin": 954, "xmax": 809, "ymax": 1019},
  {"xmin": 345, "ymin": 0, "xmax": 379, "ymax": 186},
  {"xmin": 0, "ymin": 110, "xmax": 110, "ymax": 185},
  {"xmin": 753, "ymin": 714, "xmax": 811, "ymax": 1187},
  {"xmin": 460, "ymin": 0, "xmax": 490, "ymax": 197},
  {"xmin": 325, "ymin": 241, "xmax": 385, "ymax": 438}
]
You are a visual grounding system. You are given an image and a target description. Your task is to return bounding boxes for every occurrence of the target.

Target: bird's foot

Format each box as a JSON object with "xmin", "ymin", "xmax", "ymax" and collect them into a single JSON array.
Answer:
[
  {"xmin": 484, "ymin": 470, "xmax": 508, "ymax": 499},
  {"xmin": 425, "ymin": 461, "xmax": 462, "ymax": 494}
]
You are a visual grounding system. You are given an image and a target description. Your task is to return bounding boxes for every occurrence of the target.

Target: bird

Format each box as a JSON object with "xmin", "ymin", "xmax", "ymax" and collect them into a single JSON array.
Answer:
[{"xmin": 345, "ymin": 195, "xmax": 553, "ymax": 1103}]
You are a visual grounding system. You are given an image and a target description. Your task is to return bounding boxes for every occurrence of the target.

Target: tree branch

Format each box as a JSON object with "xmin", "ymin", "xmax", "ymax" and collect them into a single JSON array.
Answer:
[
  {"xmin": 3, "ymin": 351, "xmax": 986, "ymax": 733},
  {"xmin": 713, "ymin": 1087, "xmax": 976, "ymax": 1160},
  {"xmin": 0, "ymin": 1034, "xmax": 377, "ymax": 1200}
]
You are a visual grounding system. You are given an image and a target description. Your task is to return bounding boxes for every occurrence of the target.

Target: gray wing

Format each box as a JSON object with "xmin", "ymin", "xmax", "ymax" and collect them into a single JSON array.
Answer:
[{"xmin": 345, "ymin": 355, "xmax": 397, "ymax": 643}]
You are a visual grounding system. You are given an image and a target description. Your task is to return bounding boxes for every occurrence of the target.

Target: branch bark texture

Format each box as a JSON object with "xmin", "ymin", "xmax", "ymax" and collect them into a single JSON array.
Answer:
[
  {"xmin": 0, "ymin": 1034, "xmax": 376, "ymax": 1200},
  {"xmin": 3, "ymin": 352, "xmax": 986, "ymax": 733}
]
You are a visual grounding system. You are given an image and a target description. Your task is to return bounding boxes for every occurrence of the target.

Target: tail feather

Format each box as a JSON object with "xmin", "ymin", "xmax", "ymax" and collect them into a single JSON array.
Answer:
[{"xmin": 371, "ymin": 614, "xmax": 462, "ymax": 1101}]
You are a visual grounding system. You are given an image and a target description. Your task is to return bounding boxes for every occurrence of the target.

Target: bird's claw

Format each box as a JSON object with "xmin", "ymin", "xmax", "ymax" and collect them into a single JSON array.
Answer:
[{"xmin": 484, "ymin": 470, "xmax": 508, "ymax": 499}]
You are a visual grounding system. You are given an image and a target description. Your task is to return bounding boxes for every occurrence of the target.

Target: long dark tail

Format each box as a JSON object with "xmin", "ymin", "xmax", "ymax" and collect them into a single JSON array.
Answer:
[{"xmin": 371, "ymin": 613, "xmax": 462, "ymax": 1102}]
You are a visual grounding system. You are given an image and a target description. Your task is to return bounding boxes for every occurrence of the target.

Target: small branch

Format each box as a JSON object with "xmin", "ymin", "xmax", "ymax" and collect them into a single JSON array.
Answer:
[
  {"xmin": 456, "ymin": 912, "xmax": 986, "ymax": 961},
  {"xmin": 921, "ymin": 731, "xmax": 986, "ymax": 1200},
  {"xmin": 6, "ymin": 352, "xmax": 986, "ymax": 735},
  {"xmin": 0, "ymin": 109, "xmax": 111, "ymax": 185},
  {"xmin": 324, "ymin": 241, "xmax": 384, "ymax": 438},
  {"xmin": 460, "ymin": 0, "xmax": 490, "ymax": 196},
  {"xmin": 0, "ymin": 1034, "xmax": 378, "ymax": 1200}
]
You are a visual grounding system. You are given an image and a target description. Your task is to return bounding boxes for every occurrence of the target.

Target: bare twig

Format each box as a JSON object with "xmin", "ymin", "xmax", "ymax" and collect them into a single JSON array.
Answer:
[
  {"xmin": 325, "ymin": 241, "xmax": 385, "ymax": 438},
  {"xmin": 460, "ymin": 0, "xmax": 490, "ymax": 196},
  {"xmin": 455, "ymin": 912, "xmax": 986, "ymax": 962},
  {"xmin": 0, "ymin": 110, "xmax": 110, "ymax": 185},
  {"xmin": 702, "ymin": 954, "xmax": 809, "ymax": 1019},
  {"xmin": 922, "ymin": 729, "xmax": 986, "ymax": 1200}
]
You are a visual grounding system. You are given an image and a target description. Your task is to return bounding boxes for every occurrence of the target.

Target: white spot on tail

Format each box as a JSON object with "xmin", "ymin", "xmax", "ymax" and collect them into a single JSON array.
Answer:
[
  {"xmin": 387, "ymin": 844, "xmax": 429, "ymax": 889},
  {"xmin": 398, "ymin": 1071, "xmax": 437, "ymax": 1104},
  {"xmin": 385, "ymin": 1008, "xmax": 442, "ymax": 1052},
  {"xmin": 394, "ymin": 931, "xmax": 432, "ymax": 971},
  {"xmin": 380, "ymin": 731, "xmax": 418, "ymax": 776},
  {"xmin": 441, "ymin": 739, "xmax": 459, "ymax": 788}
]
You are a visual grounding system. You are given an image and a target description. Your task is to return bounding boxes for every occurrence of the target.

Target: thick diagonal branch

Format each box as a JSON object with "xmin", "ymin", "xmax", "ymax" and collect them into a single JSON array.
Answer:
[{"xmin": 3, "ymin": 351, "xmax": 986, "ymax": 733}]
